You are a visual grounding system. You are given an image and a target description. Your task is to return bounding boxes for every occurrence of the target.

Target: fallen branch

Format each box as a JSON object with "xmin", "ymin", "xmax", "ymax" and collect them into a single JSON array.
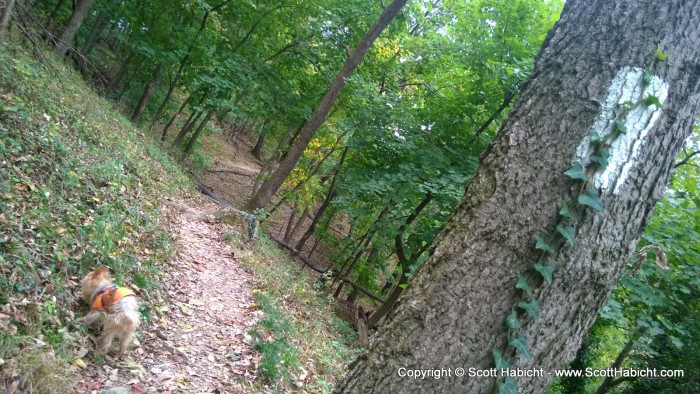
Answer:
[
  {"xmin": 208, "ymin": 167, "xmax": 258, "ymax": 177},
  {"xmin": 194, "ymin": 182, "xmax": 259, "ymax": 242},
  {"xmin": 270, "ymin": 236, "xmax": 330, "ymax": 273},
  {"xmin": 341, "ymin": 277, "xmax": 386, "ymax": 304}
]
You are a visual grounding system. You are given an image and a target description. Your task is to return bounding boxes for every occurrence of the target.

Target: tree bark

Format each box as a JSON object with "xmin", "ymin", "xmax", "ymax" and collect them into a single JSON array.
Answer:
[
  {"xmin": 245, "ymin": 0, "xmax": 408, "ymax": 211},
  {"xmin": 0, "ymin": 0, "xmax": 16, "ymax": 38},
  {"xmin": 336, "ymin": 1, "xmax": 700, "ymax": 393},
  {"xmin": 181, "ymin": 109, "xmax": 215, "ymax": 158},
  {"xmin": 53, "ymin": 0, "xmax": 94, "ymax": 58},
  {"xmin": 251, "ymin": 119, "xmax": 270, "ymax": 160},
  {"xmin": 131, "ymin": 64, "xmax": 164, "ymax": 124},
  {"xmin": 161, "ymin": 94, "xmax": 192, "ymax": 142}
]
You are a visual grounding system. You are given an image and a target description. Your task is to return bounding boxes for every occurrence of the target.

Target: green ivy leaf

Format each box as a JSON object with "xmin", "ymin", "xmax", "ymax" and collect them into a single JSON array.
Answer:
[
  {"xmin": 509, "ymin": 336, "xmax": 533, "ymax": 360},
  {"xmin": 535, "ymin": 235, "xmax": 555, "ymax": 254},
  {"xmin": 644, "ymin": 95, "xmax": 663, "ymax": 108},
  {"xmin": 656, "ymin": 45, "xmax": 669, "ymax": 60},
  {"xmin": 493, "ymin": 349, "xmax": 511, "ymax": 369},
  {"xmin": 518, "ymin": 300, "xmax": 540, "ymax": 319},
  {"xmin": 499, "ymin": 377, "xmax": 519, "ymax": 394},
  {"xmin": 564, "ymin": 161, "xmax": 588, "ymax": 181},
  {"xmin": 516, "ymin": 275, "xmax": 532, "ymax": 296},
  {"xmin": 578, "ymin": 189, "xmax": 605, "ymax": 212},
  {"xmin": 590, "ymin": 148, "xmax": 610, "ymax": 168},
  {"xmin": 505, "ymin": 308, "xmax": 521, "ymax": 329},
  {"xmin": 642, "ymin": 69, "xmax": 653, "ymax": 86},
  {"xmin": 535, "ymin": 263, "xmax": 556, "ymax": 284},
  {"xmin": 614, "ymin": 120, "xmax": 627, "ymax": 135},
  {"xmin": 590, "ymin": 131, "xmax": 601, "ymax": 145},
  {"xmin": 559, "ymin": 202, "xmax": 575, "ymax": 219},
  {"xmin": 556, "ymin": 224, "xmax": 576, "ymax": 246}
]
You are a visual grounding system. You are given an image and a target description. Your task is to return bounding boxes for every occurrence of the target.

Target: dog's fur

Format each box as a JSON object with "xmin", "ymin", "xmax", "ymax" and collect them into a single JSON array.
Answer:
[{"xmin": 81, "ymin": 266, "xmax": 140, "ymax": 354}]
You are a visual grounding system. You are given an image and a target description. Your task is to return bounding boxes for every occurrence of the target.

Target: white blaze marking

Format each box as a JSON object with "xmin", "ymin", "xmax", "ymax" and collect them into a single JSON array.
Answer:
[{"xmin": 575, "ymin": 67, "xmax": 668, "ymax": 195}]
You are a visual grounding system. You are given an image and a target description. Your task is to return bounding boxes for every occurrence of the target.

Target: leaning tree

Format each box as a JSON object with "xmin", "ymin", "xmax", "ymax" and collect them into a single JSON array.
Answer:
[{"xmin": 336, "ymin": 0, "xmax": 700, "ymax": 393}]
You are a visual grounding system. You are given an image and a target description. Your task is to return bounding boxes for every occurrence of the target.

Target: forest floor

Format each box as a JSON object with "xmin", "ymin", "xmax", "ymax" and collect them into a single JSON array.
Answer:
[
  {"xmin": 76, "ymin": 198, "xmax": 262, "ymax": 393},
  {"xmin": 73, "ymin": 132, "xmax": 359, "ymax": 393}
]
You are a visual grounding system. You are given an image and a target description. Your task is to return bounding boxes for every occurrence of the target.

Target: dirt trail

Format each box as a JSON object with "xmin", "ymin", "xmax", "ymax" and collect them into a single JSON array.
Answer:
[{"xmin": 78, "ymin": 200, "xmax": 260, "ymax": 393}]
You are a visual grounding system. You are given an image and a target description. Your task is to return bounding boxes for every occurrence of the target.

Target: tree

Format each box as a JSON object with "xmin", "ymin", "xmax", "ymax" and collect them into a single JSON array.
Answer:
[
  {"xmin": 336, "ymin": 1, "xmax": 700, "ymax": 393},
  {"xmin": 245, "ymin": 0, "xmax": 409, "ymax": 211},
  {"xmin": 53, "ymin": 0, "xmax": 95, "ymax": 58}
]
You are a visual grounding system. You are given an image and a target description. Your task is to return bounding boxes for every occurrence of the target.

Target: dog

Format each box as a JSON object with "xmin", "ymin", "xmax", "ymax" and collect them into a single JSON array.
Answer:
[{"xmin": 81, "ymin": 266, "xmax": 140, "ymax": 354}]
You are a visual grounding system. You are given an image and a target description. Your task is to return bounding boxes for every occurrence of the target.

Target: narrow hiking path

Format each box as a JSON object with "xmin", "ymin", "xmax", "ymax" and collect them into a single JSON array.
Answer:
[{"xmin": 77, "ymin": 199, "xmax": 261, "ymax": 393}]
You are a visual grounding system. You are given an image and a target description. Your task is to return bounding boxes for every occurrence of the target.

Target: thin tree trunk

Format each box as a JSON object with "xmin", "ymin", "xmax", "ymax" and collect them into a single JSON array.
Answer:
[
  {"xmin": 53, "ymin": 0, "xmax": 94, "ymax": 58},
  {"xmin": 0, "ymin": 0, "xmax": 16, "ymax": 38},
  {"xmin": 336, "ymin": 1, "xmax": 700, "ymax": 392},
  {"xmin": 181, "ymin": 110, "xmax": 215, "ymax": 159},
  {"xmin": 366, "ymin": 193, "xmax": 433, "ymax": 329},
  {"xmin": 251, "ymin": 119, "xmax": 270, "ymax": 160},
  {"xmin": 595, "ymin": 329, "xmax": 645, "ymax": 394},
  {"xmin": 161, "ymin": 94, "xmax": 192, "ymax": 142},
  {"xmin": 81, "ymin": 9, "xmax": 107, "ymax": 55},
  {"xmin": 283, "ymin": 204, "xmax": 300, "ymax": 242},
  {"xmin": 131, "ymin": 64, "xmax": 164, "ymax": 124},
  {"xmin": 295, "ymin": 146, "xmax": 348, "ymax": 252},
  {"xmin": 287, "ymin": 207, "xmax": 310, "ymax": 243},
  {"xmin": 172, "ymin": 110, "xmax": 202, "ymax": 148},
  {"xmin": 245, "ymin": 0, "xmax": 409, "ymax": 211},
  {"xmin": 148, "ymin": 1, "xmax": 230, "ymax": 131}
]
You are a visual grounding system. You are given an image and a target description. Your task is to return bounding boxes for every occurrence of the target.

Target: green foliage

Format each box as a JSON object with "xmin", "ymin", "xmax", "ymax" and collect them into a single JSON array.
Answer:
[
  {"xmin": 493, "ymin": 348, "xmax": 512, "ymax": 369},
  {"xmin": 509, "ymin": 336, "xmax": 532, "ymax": 360},
  {"xmin": 518, "ymin": 300, "xmax": 539, "ymax": 319},
  {"xmin": 534, "ymin": 263, "xmax": 555, "ymax": 285},
  {"xmin": 535, "ymin": 235, "xmax": 556, "ymax": 254},
  {"xmin": 499, "ymin": 377, "xmax": 519, "ymax": 394},
  {"xmin": 506, "ymin": 308, "xmax": 521, "ymax": 329},
  {"xmin": 564, "ymin": 161, "xmax": 589, "ymax": 181},
  {"xmin": 516, "ymin": 275, "xmax": 533, "ymax": 296},
  {"xmin": 556, "ymin": 224, "xmax": 575, "ymax": 246},
  {"xmin": 578, "ymin": 189, "xmax": 605, "ymax": 212}
]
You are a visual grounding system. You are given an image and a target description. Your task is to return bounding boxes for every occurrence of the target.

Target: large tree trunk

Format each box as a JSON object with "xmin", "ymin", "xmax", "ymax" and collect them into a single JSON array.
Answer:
[
  {"xmin": 245, "ymin": 0, "xmax": 408, "ymax": 211},
  {"xmin": 53, "ymin": 0, "xmax": 94, "ymax": 58},
  {"xmin": 336, "ymin": 1, "xmax": 700, "ymax": 393}
]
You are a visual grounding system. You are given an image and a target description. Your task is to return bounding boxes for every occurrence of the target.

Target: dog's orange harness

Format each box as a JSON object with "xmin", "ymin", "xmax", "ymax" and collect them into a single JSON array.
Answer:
[{"xmin": 92, "ymin": 286, "xmax": 136, "ymax": 311}]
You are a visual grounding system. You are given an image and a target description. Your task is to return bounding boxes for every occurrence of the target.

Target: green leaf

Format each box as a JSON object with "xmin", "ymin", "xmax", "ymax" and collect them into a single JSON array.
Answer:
[
  {"xmin": 505, "ymin": 308, "xmax": 521, "ymax": 329},
  {"xmin": 590, "ymin": 131, "xmax": 602, "ymax": 145},
  {"xmin": 642, "ymin": 69, "xmax": 653, "ymax": 86},
  {"xmin": 644, "ymin": 95, "xmax": 663, "ymax": 108},
  {"xmin": 535, "ymin": 235, "xmax": 555, "ymax": 254},
  {"xmin": 492, "ymin": 349, "xmax": 511, "ymax": 369},
  {"xmin": 559, "ymin": 202, "xmax": 575, "ymax": 219},
  {"xmin": 656, "ymin": 45, "xmax": 669, "ymax": 60},
  {"xmin": 534, "ymin": 263, "xmax": 556, "ymax": 284},
  {"xmin": 518, "ymin": 300, "xmax": 540, "ymax": 319},
  {"xmin": 614, "ymin": 119, "xmax": 627, "ymax": 134},
  {"xmin": 509, "ymin": 336, "xmax": 533, "ymax": 360},
  {"xmin": 578, "ymin": 189, "xmax": 605, "ymax": 212},
  {"xmin": 590, "ymin": 148, "xmax": 610, "ymax": 168},
  {"xmin": 564, "ymin": 161, "xmax": 588, "ymax": 181},
  {"xmin": 516, "ymin": 275, "xmax": 532, "ymax": 296},
  {"xmin": 556, "ymin": 224, "xmax": 575, "ymax": 246},
  {"xmin": 499, "ymin": 377, "xmax": 519, "ymax": 394}
]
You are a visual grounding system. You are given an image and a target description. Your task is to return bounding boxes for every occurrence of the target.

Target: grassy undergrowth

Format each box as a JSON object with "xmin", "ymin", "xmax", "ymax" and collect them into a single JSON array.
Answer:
[
  {"xmin": 0, "ymin": 42, "xmax": 190, "ymax": 392},
  {"xmin": 228, "ymin": 232, "xmax": 363, "ymax": 393}
]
